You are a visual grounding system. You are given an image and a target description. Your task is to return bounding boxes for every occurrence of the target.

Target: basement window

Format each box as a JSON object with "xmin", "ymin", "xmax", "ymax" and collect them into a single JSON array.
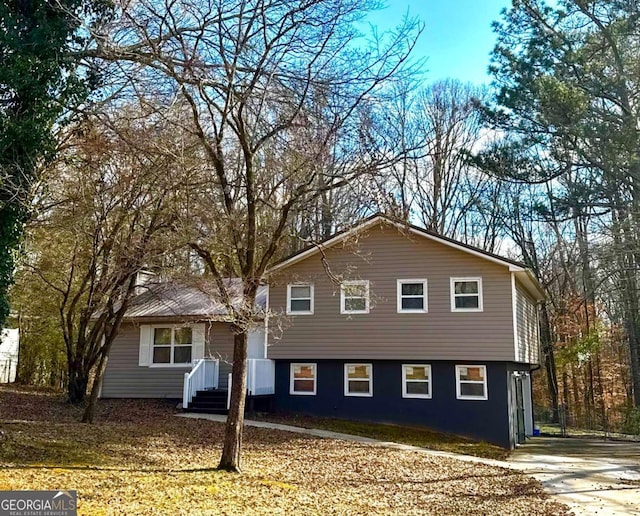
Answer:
[
  {"xmin": 456, "ymin": 365, "xmax": 488, "ymax": 400},
  {"xmin": 290, "ymin": 363, "xmax": 317, "ymax": 395}
]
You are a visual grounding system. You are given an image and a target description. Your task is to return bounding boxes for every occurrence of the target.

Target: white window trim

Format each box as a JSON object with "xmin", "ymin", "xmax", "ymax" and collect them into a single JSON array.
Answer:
[
  {"xmin": 450, "ymin": 277, "xmax": 483, "ymax": 312},
  {"xmin": 340, "ymin": 280, "xmax": 370, "ymax": 314},
  {"xmin": 455, "ymin": 364, "xmax": 488, "ymax": 400},
  {"xmin": 397, "ymin": 279, "xmax": 428, "ymax": 313},
  {"xmin": 402, "ymin": 364, "xmax": 432, "ymax": 399},
  {"xmin": 344, "ymin": 363, "xmax": 373, "ymax": 397},
  {"xmin": 289, "ymin": 363, "xmax": 317, "ymax": 395},
  {"xmin": 286, "ymin": 283, "xmax": 314, "ymax": 315},
  {"xmin": 149, "ymin": 325, "xmax": 194, "ymax": 368}
]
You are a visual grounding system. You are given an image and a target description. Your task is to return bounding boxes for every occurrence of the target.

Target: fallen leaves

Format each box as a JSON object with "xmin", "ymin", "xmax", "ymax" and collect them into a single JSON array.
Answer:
[
  {"xmin": 252, "ymin": 413, "xmax": 511, "ymax": 460},
  {"xmin": 0, "ymin": 385, "xmax": 571, "ymax": 515}
]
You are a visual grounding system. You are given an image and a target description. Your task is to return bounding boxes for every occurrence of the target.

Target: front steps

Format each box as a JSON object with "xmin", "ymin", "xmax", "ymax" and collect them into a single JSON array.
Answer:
[
  {"xmin": 187, "ymin": 389, "xmax": 228, "ymax": 414},
  {"xmin": 184, "ymin": 389, "xmax": 275, "ymax": 415}
]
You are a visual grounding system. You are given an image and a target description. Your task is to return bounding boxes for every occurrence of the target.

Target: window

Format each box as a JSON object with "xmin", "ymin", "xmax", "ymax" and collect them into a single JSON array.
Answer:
[
  {"xmin": 450, "ymin": 277, "xmax": 483, "ymax": 312},
  {"xmin": 139, "ymin": 324, "xmax": 204, "ymax": 368},
  {"xmin": 152, "ymin": 327, "xmax": 193, "ymax": 365},
  {"xmin": 341, "ymin": 280, "xmax": 370, "ymax": 314},
  {"xmin": 287, "ymin": 284, "xmax": 314, "ymax": 315},
  {"xmin": 397, "ymin": 279, "xmax": 428, "ymax": 313},
  {"xmin": 344, "ymin": 363, "xmax": 373, "ymax": 396},
  {"xmin": 290, "ymin": 363, "xmax": 317, "ymax": 395},
  {"xmin": 402, "ymin": 364, "xmax": 431, "ymax": 398},
  {"xmin": 456, "ymin": 365, "xmax": 488, "ymax": 400}
]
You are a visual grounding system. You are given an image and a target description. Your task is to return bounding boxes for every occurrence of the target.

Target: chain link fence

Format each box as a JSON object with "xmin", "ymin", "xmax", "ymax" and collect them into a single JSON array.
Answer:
[{"xmin": 534, "ymin": 403, "xmax": 640, "ymax": 439}]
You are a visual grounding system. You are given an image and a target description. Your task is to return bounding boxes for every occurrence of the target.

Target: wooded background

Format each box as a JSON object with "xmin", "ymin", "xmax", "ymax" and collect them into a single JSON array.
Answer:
[{"xmin": 2, "ymin": 1, "xmax": 639, "ymax": 462}]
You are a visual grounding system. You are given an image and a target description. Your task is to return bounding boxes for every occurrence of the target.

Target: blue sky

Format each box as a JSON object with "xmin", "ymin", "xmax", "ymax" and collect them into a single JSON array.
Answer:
[{"xmin": 368, "ymin": 0, "xmax": 512, "ymax": 85}]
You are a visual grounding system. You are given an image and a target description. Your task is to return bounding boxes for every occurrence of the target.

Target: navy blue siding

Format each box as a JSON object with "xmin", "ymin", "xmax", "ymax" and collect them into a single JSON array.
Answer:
[{"xmin": 274, "ymin": 360, "xmax": 512, "ymax": 448}]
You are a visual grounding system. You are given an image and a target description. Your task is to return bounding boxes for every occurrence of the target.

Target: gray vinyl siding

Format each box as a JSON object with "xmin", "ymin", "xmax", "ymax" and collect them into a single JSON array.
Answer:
[
  {"xmin": 268, "ymin": 223, "xmax": 517, "ymax": 361},
  {"xmin": 515, "ymin": 282, "xmax": 540, "ymax": 364},
  {"xmin": 102, "ymin": 321, "xmax": 235, "ymax": 398}
]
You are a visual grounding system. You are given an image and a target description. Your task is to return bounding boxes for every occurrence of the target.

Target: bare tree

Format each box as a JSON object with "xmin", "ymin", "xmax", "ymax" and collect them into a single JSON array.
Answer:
[
  {"xmin": 370, "ymin": 79, "xmax": 493, "ymax": 244},
  {"xmin": 413, "ymin": 80, "xmax": 488, "ymax": 236},
  {"xmin": 22, "ymin": 104, "xmax": 190, "ymax": 419},
  {"xmin": 85, "ymin": 0, "xmax": 420, "ymax": 471}
]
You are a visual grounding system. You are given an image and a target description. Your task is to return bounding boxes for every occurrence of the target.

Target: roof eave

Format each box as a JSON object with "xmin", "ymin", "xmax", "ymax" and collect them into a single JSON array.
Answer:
[
  {"xmin": 267, "ymin": 214, "xmax": 528, "ymax": 275},
  {"xmin": 513, "ymin": 270, "xmax": 547, "ymax": 303},
  {"xmin": 266, "ymin": 215, "xmax": 385, "ymax": 275}
]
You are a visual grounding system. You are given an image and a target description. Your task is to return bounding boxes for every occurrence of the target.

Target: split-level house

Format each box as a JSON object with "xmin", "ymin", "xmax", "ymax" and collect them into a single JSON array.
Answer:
[{"xmin": 100, "ymin": 215, "xmax": 544, "ymax": 448}]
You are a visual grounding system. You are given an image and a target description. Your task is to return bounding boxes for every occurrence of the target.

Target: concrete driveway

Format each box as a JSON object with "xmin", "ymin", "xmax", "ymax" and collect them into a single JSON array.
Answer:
[{"xmin": 509, "ymin": 437, "xmax": 640, "ymax": 515}]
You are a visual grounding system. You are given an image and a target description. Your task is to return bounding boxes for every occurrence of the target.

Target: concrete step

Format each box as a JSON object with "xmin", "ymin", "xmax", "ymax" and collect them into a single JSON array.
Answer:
[
  {"xmin": 190, "ymin": 399, "xmax": 227, "ymax": 408},
  {"xmin": 185, "ymin": 406, "xmax": 229, "ymax": 415}
]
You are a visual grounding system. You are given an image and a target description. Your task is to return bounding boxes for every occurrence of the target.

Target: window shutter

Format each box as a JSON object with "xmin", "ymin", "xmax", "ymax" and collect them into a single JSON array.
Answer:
[
  {"xmin": 192, "ymin": 323, "xmax": 206, "ymax": 360},
  {"xmin": 139, "ymin": 325, "xmax": 152, "ymax": 366}
]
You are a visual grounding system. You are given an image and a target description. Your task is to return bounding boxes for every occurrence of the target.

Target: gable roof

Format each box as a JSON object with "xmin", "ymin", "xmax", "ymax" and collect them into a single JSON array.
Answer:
[{"xmin": 267, "ymin": 213, "xmax": 546, "ymax": 302}]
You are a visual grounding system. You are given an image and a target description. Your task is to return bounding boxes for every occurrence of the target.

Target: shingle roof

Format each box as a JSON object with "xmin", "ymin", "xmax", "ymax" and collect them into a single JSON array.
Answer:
[{"xmin": 124, "ymin": 279, "xmax": 267, "ymax": 319}]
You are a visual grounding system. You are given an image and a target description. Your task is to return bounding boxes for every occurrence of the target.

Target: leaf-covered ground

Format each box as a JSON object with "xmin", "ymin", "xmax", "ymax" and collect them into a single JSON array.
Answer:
[
  {"xmin": 253, "ymin": 413, "xmax": 510, "ymax": 460},
  {"xmin": 0, "ymin": 386, "xmax": 571, "ymax": 515}
]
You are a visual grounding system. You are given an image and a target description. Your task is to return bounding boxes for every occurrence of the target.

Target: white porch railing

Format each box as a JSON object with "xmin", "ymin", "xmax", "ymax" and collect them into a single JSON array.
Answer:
[
  {"xmin": 183, "ymin": 359, "xmax": 219, "ymax": 409},
  {"xmin": 226, "ymin": 359, "xmax": 275, "ymax": 409},
  {"xmin": 247, "ymin": 358, "xmax": 275, "ymax": 395}
]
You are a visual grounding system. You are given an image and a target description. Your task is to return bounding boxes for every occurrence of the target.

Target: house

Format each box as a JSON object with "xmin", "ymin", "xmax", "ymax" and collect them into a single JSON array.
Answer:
[
  {"xmin": 100, "ymin": 280, "xmax": 270, "ymax": 403},
  {"xmin": 266, "ymin": 215, "xmax": 544, "ymax": 448},
  {"xmin": 0, "ymin": 328, "xmax": 19, "ymax": 383},
  {"xmin": 100, "ymin": 215, "xmax": 544, "ymax": 448}
]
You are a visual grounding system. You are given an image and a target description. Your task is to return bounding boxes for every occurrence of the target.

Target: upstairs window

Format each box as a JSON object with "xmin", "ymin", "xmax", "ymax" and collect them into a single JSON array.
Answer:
[
  {"xmin": 152, "ymin": 327, "xmax": 192, "ymax": 365},
  {"xmin": 341, "ymin": 280, "xmax": 370, "ymax": 314},
  {"xmin": 450, "ymin": 277, "xmax": 483, "ymax": 312},
  {"xmin": 456, "ymin": 365, "xmax": 488, "ymax": 400},
  {"xmin": 287, "ymin": 284, "xmax": 314, "ymax": 314},
  {"xmin": 397, "ymin": 279, "xmax": 428, "ymax": 313}
]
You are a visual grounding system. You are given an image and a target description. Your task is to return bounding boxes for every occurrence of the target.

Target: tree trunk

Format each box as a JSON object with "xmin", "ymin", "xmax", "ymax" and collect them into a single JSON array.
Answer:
[
  {"xmin": 82, "ymin": 351, "xmax": 109, "ymax": 423},
  {"xmin": 594, "ymin": 350, "xmax": 607, "ymax": 433},
  {"xmin": 67, "ymin": 365, "xmax": 89, "ymax": 404},
  {"xmin": 622, "ymin": 228, "xmax": 640, "ymax": 406},
  {"xmin": 571, "ymin": 362, "xmax": 581, "ymax": 426},
  {"xmin": 585, "ymin": 359, "xmax": 595, "ymax": 428},
  {"xmin": 626, "ymin": 310, "xmax": 640, "ymax": 407},
  {"xmin": 218, "ymin": 331, "xmax": 248, "ymax": 472},
  {"xmin": 539, "ymin": 304, "xmax": 559, "ymax": 422},
  {"xmin": 616, "ymin": 219, "xmax": 640, "ymax": 407},
  {"xmin": 562, "ymin": 368, "xmax": 570, "ymax": 426}
]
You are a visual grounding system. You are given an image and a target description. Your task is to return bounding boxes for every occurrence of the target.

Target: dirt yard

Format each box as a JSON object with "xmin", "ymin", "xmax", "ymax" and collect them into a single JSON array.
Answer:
[{"xmin": 0, "ymin": 386, "xmax": 571, "ymax": 515}]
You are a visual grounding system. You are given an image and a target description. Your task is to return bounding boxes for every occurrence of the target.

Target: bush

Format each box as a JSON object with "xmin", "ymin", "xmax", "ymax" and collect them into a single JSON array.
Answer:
[{"xmin": 621, "ymin": 406, "xmax": 640, "ymax": 436}]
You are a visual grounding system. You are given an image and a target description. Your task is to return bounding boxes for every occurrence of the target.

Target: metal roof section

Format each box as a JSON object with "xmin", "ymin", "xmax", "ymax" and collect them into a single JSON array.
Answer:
[{"xmin": 124, "ymin": 279, "xmax": 268, "ymax": 319}]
